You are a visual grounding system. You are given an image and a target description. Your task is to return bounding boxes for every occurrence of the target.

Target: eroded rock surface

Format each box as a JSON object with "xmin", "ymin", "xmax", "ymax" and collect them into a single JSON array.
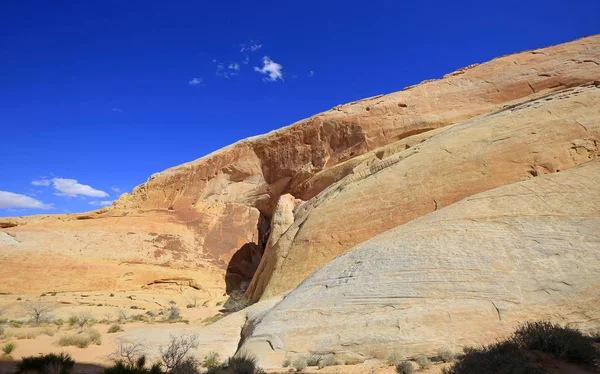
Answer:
[
  {"xmin": 240, "ymin": 159, "xmax": 600, "ymax": 367},
  {"xmin": 1, "ymin": 35, "xmax": 599, "ymax": 300}
]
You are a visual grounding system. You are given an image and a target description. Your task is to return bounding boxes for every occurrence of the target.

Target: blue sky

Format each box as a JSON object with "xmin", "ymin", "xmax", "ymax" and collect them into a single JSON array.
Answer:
[{"xmin": 1, "ymin": 0, "xmax": 598, "ymax": 217}]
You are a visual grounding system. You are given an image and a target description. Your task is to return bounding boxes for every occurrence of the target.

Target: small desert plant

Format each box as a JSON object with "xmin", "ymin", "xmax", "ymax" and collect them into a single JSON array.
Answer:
[
  {"xmin": 202, "ymin": 314, "xmax": 224, "ymax": 325},
  {"xmin": 2, "ymin": 342, "xmax": 16, "ymax": 356},
  {"xmin": 292, "ymin": 357, "xmax": 307, "ymax": 372},
  {"xmin": 318, "ymin": 355, "xmax": 338, "ymax": 369},
  {"xmin": 438, "ymin": 347, "xmax": 455, "ymax": 363},
  {"xmin": 282, "ymin": 358, "xmax": 291, "ymax": 367},
  {"xmin": 396, "ymin": 361, "xmax": 415, "ymax": 374},
  {"xmin": 305, "ymin": 355, "xmax": 321, "ymax": 366},
  {"xmin": 26, "ymin": 300, "xmax": 53, "ymax": 325},
  {"xmin": 17, "ymin": 353, "xmax": 75, "ymax": 374},
  {"xmin": 159, "ymin": 333, "xmax": 199, "ymax": 371},
  {"xmin": 387, "ymin": 350, "xmax": 404, "ymax": 366},
  {"xmin": 108, "ymin": 324, "xmax": 123, "ymax": 333},
  {"xmin": 103, "ymin": 356, "xmax": 161, "ymax": 374},
  {"xmin": 0, "ymin": 326, "xmax": 4, "ymax": 336},
  {"xmin": 512, "ymin": 321, "xmax": 600, "ymax": 366},
  {"xmin": 227, "ymin": 351, "xmax": 260, "ymax": 373},
  {"xmin": 442, "ymin": 341, "xmax": 542, "ymax": 374},
  {"xmin": 110, "ymin": 339, "xmax": 146, "ymax": 367},
  {"xmin": 58, "ymin": 328, "xmax": 101, "ymax": 348},
  {"xmin": 203, "ymin": 352, "xmax": 221, "ymax": 368},
  {"xmin": 416, "ymin": 356, "xmax": 432, "ymax": 369}
]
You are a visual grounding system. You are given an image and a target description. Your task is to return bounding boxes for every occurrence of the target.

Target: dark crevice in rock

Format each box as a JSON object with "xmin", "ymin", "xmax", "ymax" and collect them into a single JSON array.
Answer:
[{"xmin": 225, "ymin": 213, "xmax": 271, "ymax": 296}]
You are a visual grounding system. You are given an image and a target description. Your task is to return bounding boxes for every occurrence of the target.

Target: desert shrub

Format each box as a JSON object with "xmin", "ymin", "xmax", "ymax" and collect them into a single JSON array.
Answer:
[
  {"xmin": 0, "ymin": 326, "xmax": 4, "ymax": 336},
  {"xmin": 104, "ymin": 356, "xmax": 161, "ymax": 374},
  {"xmin": 512, "ymin": 321, "xmax": 600, "ymax": 366},
  {"xmin": 54, "ymin": 319, "xmax": 64, "ymax": 327},
  {"xmin": 161, "ymin": 304, "xmax": 181, "ymax": 322},
  {"xmin": 108, "ymin": 324, "xmax": 123, "ymax": 333},
  {"xmin": 2, "ymin": 342, "xmax": 16, "ymax": 356},
  {"xmin": 17, "ymin": 352, "xmax": 75, "ymax": 374},
  {"xmin": 387, "ymin": 350, "xmax": 404, "ymax": 366},
  {"xmin": 203, "ymin": 352, "xmax": 221, "ymax": 368},
  {"xmin": 292, "ymin": 357, "xmax": 307, "ymax": 372},
  {"xmin": 159, "ymin": 333, "xmax": 199, "ymax": 371},
  {"xmin": 416, "ymin": 356, "xmax": 432, "ymax": 369},
  {"xmin": 26, "ymin": 300, "xmax": 53, "ymax": 325},
  {"xmin": 437, "ymin": 347, "xmax": 455, "ymax": 363},
  {"xmin": 318, "ymin": 355, "xmax": 338, "ymax": 369},
  {"xmin": 10, "ymin": 320, "xmax": 23, "ymax": 328},
  {"xmin": 282, "ymin": 358, "xmax": 291, "ymax": 367},
  {"xmin": 88, "ymin": 328, "xmax": 102, "ymax": 345},
  {"xmin": 305, "ymin": 355, "xmax": 321, "ymax": 366},
  {"xmin": 58, "ymin": 329, "xmax": 101, "ymax": 348},
  {"xmin": 202, "ymin": 314, "xmax": 224, "ymax": 325},
  {"xmin": 227, "ymin": 351, "xmax": 260, "ymax": 374},
  {"xmin": 170, "ymin": 357, "xmax": 200, "ymax": 374},
  {"xmin": 68, "ymin": 315, "xmax": 79, "ymax": 326},
  {"xmin": 110, "ymin": 339, "xmax": 146, "ymax": 366},
  {"xmin": 442, "ymin": 341, "xmax": 542, "ymax": 374},
  {"xmin": 396, "ymin": 361, "xmax": 415, "ymax": 374}
]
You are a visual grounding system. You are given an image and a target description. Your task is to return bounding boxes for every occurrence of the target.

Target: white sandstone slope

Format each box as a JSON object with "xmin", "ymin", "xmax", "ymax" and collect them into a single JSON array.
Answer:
[{"xmin": 240, "ymin": 158, "xmax": 600, "ymax": 367}]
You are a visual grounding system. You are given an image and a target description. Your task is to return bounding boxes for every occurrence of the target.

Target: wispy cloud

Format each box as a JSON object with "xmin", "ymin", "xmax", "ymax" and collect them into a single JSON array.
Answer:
[
  {"xmin": 111, "ymin": 187, "xmax": 121, "ymax": 193},
  {"xmin": 242, "ymin": 56, "xmax": 250, "ymax": 65},
  {"xmin": 240, "ymin": 41, "xmax": 262, "ymax": 52},
  {"xmin": 214, "ymin": 60, "xmax": 239, "ymax": 78},
  {"xmin": 309, "ymin": 70, "xmax": 315, "ymax": 77},
  {"xmin": 112, "ymin": 108, "xmax": 124, "ymax": 113},
  {"xmin": 0, "ymin": 191, "xmax": 53, "ymax": 210},
  {"xmin": 254, "ymin": 56, "xmax": 284, "ymax": 82},
  {"xmin": 52, "ymin": 178, "xmax": 108, "ymax": 198},
  {"xmin": 89, "ymin": 200, "xmax": 113, "ymax": 207},
  {"xmin": 188, "ymin": 77, "xmax": 203, "ymax": 85},
  {"xmin": 31, "ymin": 179, "xmax": 50, "ymax": 186}
]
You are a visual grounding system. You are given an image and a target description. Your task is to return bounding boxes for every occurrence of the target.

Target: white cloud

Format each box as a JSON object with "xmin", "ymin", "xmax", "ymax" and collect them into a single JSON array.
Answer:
[
  {"xmin": 111, "ymin": 187, "xmax": 121, "ymax": 193},
  {"xmin": 240, "ymin": 41, "xmax": 262, "ymax": 52},
  {"xmin": 31, "ymin": 179, "xmax": 50, "ymax": 186},
  {"xmin": 52, "ymin": 178, "xmax": 108, "ymax": 198},
  {"xmin": 254, "ymin": 56, "xmax": 284, "ymax": 82},
  {"xmin": 242, "ymin": 56, "xmax": 250, "ymax": 65},
  {"xmin": 309, "ymin": 70, "xmax": 315, "ymax": 77},
  {"xmin": 215, "ymin": 60, "xmax": 239, "ymax": 78},
  {"xmin": 188, "ymin": 77, "xmax": 203, "ymax": 85},
  {"xmin": 0, "ymin": 191, "xmax": 53, "ymax": 210},
  {"xmin": 89, "ymin": 200, "xmax": 114, "ymax": 207}
]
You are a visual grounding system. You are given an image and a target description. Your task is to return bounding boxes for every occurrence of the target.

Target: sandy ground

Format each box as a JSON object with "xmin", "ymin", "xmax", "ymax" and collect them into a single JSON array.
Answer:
[{"xmin": 0, "ymin": 287, "xmax": 228, "ymax": 366}]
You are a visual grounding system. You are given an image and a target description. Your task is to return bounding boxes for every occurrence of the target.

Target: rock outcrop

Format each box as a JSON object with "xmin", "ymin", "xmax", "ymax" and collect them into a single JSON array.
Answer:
[
  {"xmin": 240, "ymin": 159, "xmax": 600, "ymax": 367},
  {"xmin": 245, "ymin": 82, "xmax": 600, "ymax": 301},
  {"xmin": 1, "ymin": 35, "xmax": 599, "ymax": 302}
]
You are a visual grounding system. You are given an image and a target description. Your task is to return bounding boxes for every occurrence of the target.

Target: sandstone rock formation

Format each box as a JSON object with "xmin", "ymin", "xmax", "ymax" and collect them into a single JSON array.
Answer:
[
  {"xmin": 240, "ymin": 159, "xmax": 600, "ymax": 367},
  {"xmin": 1, "ymin": 35, "xmax": 598, "ymax": 304},
  {"xmin": 245, "ymin": 82, "xmax": 600, "ymax": 301}
]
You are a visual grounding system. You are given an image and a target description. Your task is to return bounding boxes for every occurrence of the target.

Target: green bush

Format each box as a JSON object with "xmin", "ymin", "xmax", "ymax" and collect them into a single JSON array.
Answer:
[
  {"xmin": 396, "ymin": 361, "xmax": 415, "ymax": 374},
  {"xmin": 442, "ymin": 341, "xmax": 542, "ymax": 374},
  {"xmin": 108, "ymin": 324, "xmax": 123, "ymax": 333},
  {"xmin": 512, "ymin": 321, "xmax": 600, "ymax": 367},
  {"xmin": 17, "ymin": 353, "xmax": 75, "ymax": 374},
  {"xmin": 2, "ymin": 342, "xmax": 16, "ymax": 356}
]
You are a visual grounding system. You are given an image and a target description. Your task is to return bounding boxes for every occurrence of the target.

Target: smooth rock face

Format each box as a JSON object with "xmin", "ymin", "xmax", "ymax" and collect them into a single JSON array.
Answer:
[
  {"xmin": 1, "ymin": 35, "xmax": 599, "ymax": 297},
  {"xmin": 240, "ymin": 159, "xmax": 600, "ymax": 367},
  {"xmin": 246, "ymin": 83, "xmax": 600, "ymax": 301}
]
